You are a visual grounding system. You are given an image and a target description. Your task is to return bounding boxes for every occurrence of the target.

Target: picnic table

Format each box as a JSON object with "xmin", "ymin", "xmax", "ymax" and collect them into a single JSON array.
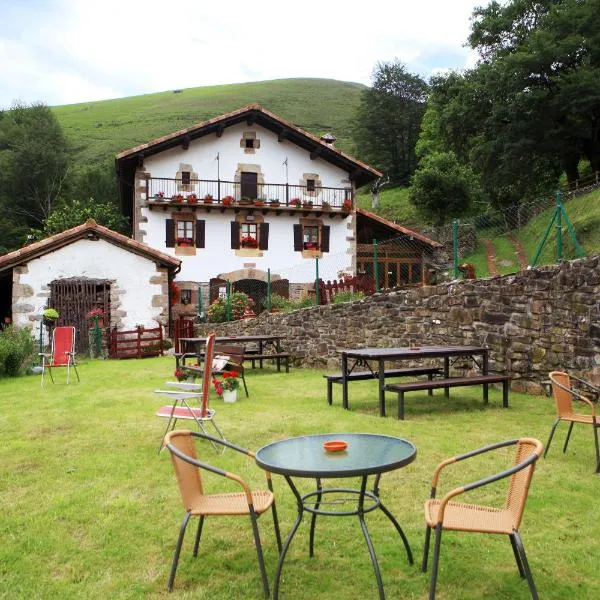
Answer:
[
  {"xmin": 334, "ymin": 345, "xmax": 510, "ymax": 418},
  {"xmin": 178, "ymin": 335, "xmax": 290, "ymax": 372}
]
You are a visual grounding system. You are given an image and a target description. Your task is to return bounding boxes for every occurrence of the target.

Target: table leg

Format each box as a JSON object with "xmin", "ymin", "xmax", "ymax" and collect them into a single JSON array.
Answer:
[
  {"xmin": 444, "ymin": 356, "xmax": 450, "ymax": 397},
  {"xmin": 342, "ymin": 353, "xmax": 349, "ymax": 410},
  {"xmin": 309, "ymin": 478, "xmax": 322, "ymax": 557},
  {"xmin": 482, "ymin": 350, "xmax": 489, "ymax": 403},
  {"xmin": 259, "ymin": 340, "xmax": 264, "ymax": 369},
  {"xmin": 378, "ymin": 358, "xmax": 386, "ymax": 417},
  {"xmin": 358, "ymin": 475, "xmax": 385, "ymax": 600}
]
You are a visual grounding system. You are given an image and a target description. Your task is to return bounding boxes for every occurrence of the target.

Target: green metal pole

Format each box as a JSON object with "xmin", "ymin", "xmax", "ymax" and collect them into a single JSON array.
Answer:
[
  {"xmin": 373, "ymin": 239, "xmax": 380, "ymax": 293},
  {"xmin": 197, "ymin": 285, "xmax": 203, "ymax": 317},
  {"xmin": 93, "ymin": 316, "xmax": 102, "ymax": 357},
  {"xmin": 267, "ymin": 269, "xmax": 271, "ymax": 312},
  {"xmin": 38, "ymin": 319, "xmax": 43, "ymax": 360},
  {"xmin": 556, "ymin": 191, "xmax": 563, "ymax": 261},
  {"xmin": 531, "ymin": 208, "xmax": 558, "ymax": 267},
  {"xmin": 557, "ymin": 193, "xmax": 585, "ymax": 258},
  {"xmin": 315, "ymin": 258, "xmax": 320, "ymax": 305},
  {"xmin": 226, "ymin": 280, "xmax": 232, "ymax": 321},
  {"xmin": 453, "ymin": 219, "xmax": 459, "ymax": 278}
]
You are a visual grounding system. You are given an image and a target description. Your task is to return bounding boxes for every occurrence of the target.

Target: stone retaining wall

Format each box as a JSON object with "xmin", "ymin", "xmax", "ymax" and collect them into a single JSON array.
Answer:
[{"xmin": 197, "ymin": 256, "xmax": 600, "ymax": 394}]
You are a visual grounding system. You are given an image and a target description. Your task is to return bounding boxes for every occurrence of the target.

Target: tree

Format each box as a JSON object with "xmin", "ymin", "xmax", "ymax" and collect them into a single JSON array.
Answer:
[
  {"xmin": 0, "ymin": 102, "xmax": 69, "ymax": 229},
  {"xmin": 409, "ymin": 152, "xmax": 478, "ymax": 225},
  {"xmin": 353, "ymin": 60, "xmax": 429, "ymax": 185}
]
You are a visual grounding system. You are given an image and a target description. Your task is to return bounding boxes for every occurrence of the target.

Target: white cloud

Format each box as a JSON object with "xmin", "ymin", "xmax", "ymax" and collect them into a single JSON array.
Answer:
[{"xmin": 0, "ymin": 0, "xmax": 481, "ymax": 108}]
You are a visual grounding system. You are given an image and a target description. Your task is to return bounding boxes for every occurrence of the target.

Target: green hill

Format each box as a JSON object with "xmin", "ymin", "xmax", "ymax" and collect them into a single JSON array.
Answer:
[{"xmin": 51, "ymin": 78, "xmax": 366, "ymax": 165}]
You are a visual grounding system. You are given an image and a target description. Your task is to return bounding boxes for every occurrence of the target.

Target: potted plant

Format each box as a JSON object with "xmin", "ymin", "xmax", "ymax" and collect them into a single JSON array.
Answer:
[
  {"xmin": 302, "ymin": 199, "xmax": 314, "ymax": 209},
  {"xmin": 269, "ymin": 198, "xmax": 280, "ymax": 207},
  {"xmin": 212, "ymin": 371, "xmax": 240, "ymax": 403},
  {"xmin": 174, "ymin": 367, "xmax": 193, "ymax": 383},
  {"xmin": 222, "ymin": 195, "xmax": 234, "ymax": 206},
  {"xmin": 42, "ymin": 308, "xmax": 59, "ymax": 327},
  {"xmin": 241, "ymin": 235, "xmax": 258, "ymax": 249},
  {"xmin": 303, "ymin": 241, "xmax": 319, "ymax": 250},
  {"xmin": 253, "ymin": 198, "xmax": 266, "ymax": 207},
  {"xmin": 203, "ymin": 194, "xmax": 213, "ymax": 204},
  {"xmin": 342, "ymin": 198, "xmax": 352, "ymax": 211},
  {"xmin": 176, "ymin": 237, "xmax": 193, "ymax": 246},
  {"xmin": 322, "ymin": 200, "xmax": 331, "ymax": 210},
  {"xmin": 171, "ymin": 194, "xmax": 184, "ymax": 203},
  {"xmin": 154, "ymin": 191, "xmax": 165, "ymax": 200},
  {"xmin": 239, "ymin": 196, "xmax": 252, "ymax": 205},
  {"xmin": 290, "ymin": 198, "xmax": 301, "ymax": 208},
  {"xmin": 187, "ymin": 193, "xmax": 198, "ymax": 204},
  {"xmin": 86, "ymin": 308, "xmax": 104, "ymax": 328}
]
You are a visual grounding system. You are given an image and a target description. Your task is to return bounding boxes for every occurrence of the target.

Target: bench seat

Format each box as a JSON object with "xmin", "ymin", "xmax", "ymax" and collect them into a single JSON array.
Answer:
[
  {"xmin": 244, "ymin": 352, "xmax": 290, "ymax": 372},
  {"xmin": 384, "ymin": 374, "xmax": 511, "ymax": 420},
  {"xmin": 325, "ymin": 367, "xmax": 443, "ymax": 405}
]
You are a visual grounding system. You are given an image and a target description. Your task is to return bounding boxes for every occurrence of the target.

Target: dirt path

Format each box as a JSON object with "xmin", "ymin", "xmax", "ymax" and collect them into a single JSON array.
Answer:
[
  {"xmin": 483, "ymin": 238, "xmax": 499, "ymax": 276},
  {"xmin": 509, "ymin": 233, "xmax": 529, "ymax": 269}
]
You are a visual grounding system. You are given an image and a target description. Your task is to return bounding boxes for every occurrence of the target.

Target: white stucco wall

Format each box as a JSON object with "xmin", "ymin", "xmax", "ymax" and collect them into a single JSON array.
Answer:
[
  {"xmin": 13, "ymin": 238, "xmax": 165, "ymax": 331},
  {"xmin": 140, "ymin": 122, "xmax": 354, "ymax": 282}
]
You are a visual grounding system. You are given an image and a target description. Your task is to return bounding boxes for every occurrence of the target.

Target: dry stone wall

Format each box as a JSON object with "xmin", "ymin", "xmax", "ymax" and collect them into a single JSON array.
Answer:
[{"xmin": 198, "ymin": 256, "xmax": 600, "ymax": 394}]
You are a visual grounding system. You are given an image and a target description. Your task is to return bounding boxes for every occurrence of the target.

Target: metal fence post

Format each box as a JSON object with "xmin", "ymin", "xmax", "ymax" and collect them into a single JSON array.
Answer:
[
  {"xmin": 226, "ymin": 280, "xmax": 232, "ymax": 322},
  {"xmin": 453, "ymin": 218, "xmax": 459, "ymax": 278},
  {"xmin": 267, "ymin": 268, "xmax": 271, "ymax": 312},
  {"xmin": 556, "ymin": 191, "xmax": 563, "ymax": 261},
  {"xmin": 373, "ymin": 239, "xmax": 380, "ymax": 292},
  {"xmin": 197, "ymin": 285, "xmax": 203, "ymax": 319},
  {"xmin": 315, "ymin": 257, "xmax": 320, "ymax": 305}
]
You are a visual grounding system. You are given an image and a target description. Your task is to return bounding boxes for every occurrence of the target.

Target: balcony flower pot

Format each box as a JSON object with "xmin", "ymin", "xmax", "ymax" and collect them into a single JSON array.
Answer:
[
  {"xmin": 203, "ymin": 194, "xmax": 214, "ymax": 204},
  {"xmin": 222, "ymin": 196, "xmax": 234, "ymax": 206},
  {"xmin": 222, "ymin": 388, "xmax": 237, "ymax": 403},
  {"xmin": 171, "ymin": 194, "xmax": 184, "ymax": 203},
  {"xmin": 269, "ymin": 199, "xmax": 280, "ymax": 207},
  {"xmin": 187, "ymin": 194, "xmax": 198, "ymax": 204}
]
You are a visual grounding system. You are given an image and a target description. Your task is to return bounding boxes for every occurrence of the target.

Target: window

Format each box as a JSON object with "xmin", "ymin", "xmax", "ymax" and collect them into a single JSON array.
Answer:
[
  {"xmin": 303, "ymin": 225, "xmax": 319, "ymax": 250},
  {"xmin": 245, "ymin": 138, "xmax": 254, "ymax": 149},
  {"xmin": 181, "ymin": 171, "xmax": 191, "ymax": 185},
  {"xmin": 181, "ymin": 289, "xmax": 192, "ymax": 305},
  {"xmin": 240, "ymin": 223, "xmax": 259, "ymax": 248},
  {"xmin": 176, "ymin": 220, "xmax": 194, "ymax": 246},
  {"xmin": 306, "ymin": 179, "xmax": 316, "ymax": 192},
  {"xmin": 232, "ymin": 220, "xmax": 268, "ymax": 250}
]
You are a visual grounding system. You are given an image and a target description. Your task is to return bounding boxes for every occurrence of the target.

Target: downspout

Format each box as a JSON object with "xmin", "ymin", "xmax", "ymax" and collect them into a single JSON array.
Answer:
[{"xmin": 168, "ymin": 263, "xmax": 182, "ymax": 338}]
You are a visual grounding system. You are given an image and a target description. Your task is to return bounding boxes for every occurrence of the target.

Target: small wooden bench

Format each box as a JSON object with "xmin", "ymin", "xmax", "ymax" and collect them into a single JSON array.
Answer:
[
  {"xmin": 324, "ymin": 367, "xmax": 443, "ymax": 406},
  {"xmin": 243, "ymin": 352, "xmax": 290, "ymax": 372},
  {"xmin": 384, "ymin": 374, "xmax": 511, "ymax": 420}
]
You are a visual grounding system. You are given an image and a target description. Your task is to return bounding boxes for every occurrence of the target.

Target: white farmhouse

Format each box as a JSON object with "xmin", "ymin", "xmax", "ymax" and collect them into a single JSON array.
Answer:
[{"xmin": 115, "ymin": 104, "xmax": 441, "ymax": 314}]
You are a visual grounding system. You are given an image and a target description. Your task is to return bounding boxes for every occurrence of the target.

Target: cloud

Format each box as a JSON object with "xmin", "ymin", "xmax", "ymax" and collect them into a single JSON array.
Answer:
[{"xmin": 0, "ymin": 0, "xmax": 481, "ymax": 109}]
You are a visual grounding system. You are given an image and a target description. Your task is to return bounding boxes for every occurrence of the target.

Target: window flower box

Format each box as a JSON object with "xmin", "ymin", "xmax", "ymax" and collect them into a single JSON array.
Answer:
[
  {"xmin": 176, "ymin": 237, "xmax": 194, "ymax": 247},
  {"xmin": 290, "ymin": 198, "xmax": 301, "ymax": 207},
  {"xmin": 241, "ymin": 235, "xmax": 258, "ymax": 248},
  {"xmin": 303, "ymin": 241, "xmax": 319, "ymax": 250}
]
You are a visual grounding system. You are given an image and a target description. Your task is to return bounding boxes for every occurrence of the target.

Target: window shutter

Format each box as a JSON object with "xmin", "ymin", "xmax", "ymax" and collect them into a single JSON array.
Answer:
[
  {"xmin": 231, "ymin": 222, "xmax": 240, "ymax": 249},
  {"xmin": 195, "ymin": 220, "xmax": 205, "ymax": 248},
  {"xmin": 259, "ymin": 223, "xmax": 269, "ymax": 250},
  {"xmin": 321, "ymin": 225, "xmax": 330, "ymax": 252},
  {"xmin": 293, "ymin": 224, "xmax": 302, "ymax": 251},
  {"xmin": 165, "ymin": 219, "xmax": 175, "ymax": 247}
]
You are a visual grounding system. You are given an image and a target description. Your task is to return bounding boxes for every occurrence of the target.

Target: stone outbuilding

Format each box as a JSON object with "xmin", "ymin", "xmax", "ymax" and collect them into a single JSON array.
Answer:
[{"xmin": 0, "ymin": 219, "xmax": 181, "ymax": 353}]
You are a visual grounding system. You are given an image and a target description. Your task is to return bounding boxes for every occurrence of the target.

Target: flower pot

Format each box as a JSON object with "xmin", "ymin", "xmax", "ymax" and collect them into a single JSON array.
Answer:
[{"xmin": 222, "ymin": 389, "xmax": 237, "ymax": 403}]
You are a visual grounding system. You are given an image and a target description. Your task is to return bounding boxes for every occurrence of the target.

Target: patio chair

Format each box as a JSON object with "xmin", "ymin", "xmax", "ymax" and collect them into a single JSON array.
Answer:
[
  {"xmin": 422, "ymin": 438, "xmax": 543, "ymax": 600},
  {"xmin": 164, "ymin": 429, "xmax": 282, "ymax": 596},
  {"xmin": 546, "ymin": 371, "xmax": 600, "ymax": 472},
  {"xmin": 39, "ymin": 326, "xmax": 80, "ymax": 386},
  {"xmin": 155, "ymin": 332, "xmax": 224, "ymax": 451}
]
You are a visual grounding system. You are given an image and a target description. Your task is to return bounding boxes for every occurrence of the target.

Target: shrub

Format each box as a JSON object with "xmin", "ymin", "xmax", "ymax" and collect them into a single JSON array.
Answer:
[
  {"xmin": 207, "ymin": 292, "xmax": 251, "ymax": 322},
  {"xmin": 263, "ymin": 293, "xmax": 290, "ymax": 311},
  {"xmin": 333, "ymin": 291, "xmax": 364, "ymax": 304},
  {"xmin": 0, "ymin": 326, "xmax": 35, "ymax": 377}
]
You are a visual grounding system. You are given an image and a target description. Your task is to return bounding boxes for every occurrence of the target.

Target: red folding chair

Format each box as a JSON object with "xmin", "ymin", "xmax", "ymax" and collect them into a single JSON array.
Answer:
[{"xmin": 40, "ymin": 326, "xmax": 80, "ymax": 386}]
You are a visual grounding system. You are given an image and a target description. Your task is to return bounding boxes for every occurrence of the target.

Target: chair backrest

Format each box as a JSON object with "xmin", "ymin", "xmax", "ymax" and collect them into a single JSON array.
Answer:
[
  {"xmin": 165, "ymin": 430, "xmax": 204, "ymax": 509},
  {"xmin": 200, "ymin": 332, "xmax": 216, "ymax": 417},
  {"xmin": 213, "ymin": 344, "xmax": 245, "ymax": 374},
  {"xmin": 506, "ymin": 438, "xmax": 544, "ymax": 527},
  {"xmin": 52, "ymin": 327, "xmax": 76, "ymax": 366},
  {"xmin": 549, "ymin": 371, "xmax": 574, "ymax": 416}
]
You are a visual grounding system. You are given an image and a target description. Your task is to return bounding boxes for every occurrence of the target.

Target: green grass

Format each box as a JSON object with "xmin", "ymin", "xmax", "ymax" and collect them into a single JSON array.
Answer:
[
  {"xmin": 1, "ymin": 358, "xmax": 599, "ymax": 599},
  {"xmin": 356, "ymin": 186, "xmax": 421, "ymax": 228},
  {"xmin": 52, "ymin": 78, "xmax": 365, "ymax": 166}
]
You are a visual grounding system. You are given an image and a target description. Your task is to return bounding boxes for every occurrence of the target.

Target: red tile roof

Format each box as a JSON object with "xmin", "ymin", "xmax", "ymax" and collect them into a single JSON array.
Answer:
[{"xmin": 0, "ymin": 219, "xmax": 181, "ymax": 273}]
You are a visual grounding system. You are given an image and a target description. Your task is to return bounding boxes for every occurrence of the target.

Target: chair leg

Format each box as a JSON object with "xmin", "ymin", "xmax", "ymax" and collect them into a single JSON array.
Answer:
[
  {"xmin": 167, "ymin": 511, "xmax": 192, "ymax": 592},
  {"xmin": 563, "ymin": 421, "xmax": 575, "ymax": 453},
  {"xmin": 593, "ymin": 423, "xmax": 600, "ymax": 473},
  {"xmin": 242, "ymin": 373, "xmax": 249, "ymax": 397},
  {"xmin": 513, "ymin": 530, "xmax": 539, "ymax": 600},
  {"xmin": 428, "ymin": 524, "xmax": 443, "ymax": 600},
  {"xmin": 509, "ymin": 533, "xmax": 525, "ymax": 578},
  {"xmin": 544, "ymin": 418, "xmax": 561, "ymax": 457},
  {"xmin": 248, "ymin": 507, "xmax": 270, "ymax": 598},
  {"xmin": 193, "ymin": 516, "xmax": 204, "ymax": 557},
  {"xmin": 267, "ymin": 479, "xmax": 282, "ymax": 552},
  {"xmin": 72, "ymin": 362, "xmax": 80, "ymax": 382},
  {"xmin": 422, "ymin": 525, "xmax": 432, "ymax": 572}
]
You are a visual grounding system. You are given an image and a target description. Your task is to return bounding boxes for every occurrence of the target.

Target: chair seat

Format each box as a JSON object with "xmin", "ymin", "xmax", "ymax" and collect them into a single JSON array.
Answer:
[
  {"xmin": 156, "ymin": 406, "xmax": 216, "ymax": 420},
  {"xmin": 189, "ymin": 490, "xmax": 275, "ymax": 516},
  {"xmin": 560, "ymin": 413, "xmax": 599, "ymax": 425},
  {"xmin": 424, "ymin": 499, "xmax": 515, "ymax": 534}
]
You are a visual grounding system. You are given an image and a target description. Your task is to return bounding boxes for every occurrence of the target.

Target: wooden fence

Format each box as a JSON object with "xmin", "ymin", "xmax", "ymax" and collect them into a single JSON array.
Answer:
[
  {"xmin": 173, "ymin": 316, "xmax": 195, "ymax": 353},
  {"xmin": 109, "ymin": 326, "xmax": 164, "ymax": 359},
  {"xmin": 316, "ymin": 276, "xmax": 375, "ymax": 304}
]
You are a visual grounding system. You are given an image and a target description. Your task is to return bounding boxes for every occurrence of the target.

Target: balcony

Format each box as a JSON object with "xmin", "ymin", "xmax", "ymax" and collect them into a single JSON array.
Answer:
[{"xmin": 144, "ymin": 177, "xmax": 354, "ymax": 213}]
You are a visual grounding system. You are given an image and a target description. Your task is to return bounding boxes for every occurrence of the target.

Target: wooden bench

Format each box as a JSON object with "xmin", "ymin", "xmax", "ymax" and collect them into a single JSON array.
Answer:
[
  {"xmin": 384, "ymin": 374, "xmax": 511, "ymax": 420},
  {"xmin": 324, "ymin": 367, "xmax": 443, "ymax": 406},
  {"xmin": 243, "ymin": 352, "xmax": 290, "ymax": 372}
]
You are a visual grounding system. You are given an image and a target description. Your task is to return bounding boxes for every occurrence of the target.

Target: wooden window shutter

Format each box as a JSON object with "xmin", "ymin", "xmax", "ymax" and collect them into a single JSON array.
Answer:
[
  {"xmin": 195, "ymin": 220, "xmax": 205, "ymax": 248},
  {"xmin": 258, "ymin": 223, "xmax": 269, "ymax": 250},
  {"xmin": 293, "ymin": 224, "xmax": 303, "ymax": 251},
  {"xmin": 231, "ymin": 222, "xmax": 240, "ymax": 249},
  {"xmin": 321, "ymin": 225, "xmax": 330, "ymax": 252},
  {"xmin": 165, "ymin": 219, "xmax": 175, "ymax": 247}
]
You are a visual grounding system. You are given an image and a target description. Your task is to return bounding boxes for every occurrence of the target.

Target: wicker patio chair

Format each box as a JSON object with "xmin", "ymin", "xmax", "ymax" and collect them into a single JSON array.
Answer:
[
  {"xmin": 164, "ymin": 429, "xmax": 282, "ymax": 596},
  {"xmin": 422, "ymin": 438, "xmax": 544, "ymax": 600},
  {"xmin": 39, "ymin": 326, "xmax": 80, "ymax": 386},
  {"xmin": 546, "ymin": 371, "xmax": 600, "ymax": 472}
]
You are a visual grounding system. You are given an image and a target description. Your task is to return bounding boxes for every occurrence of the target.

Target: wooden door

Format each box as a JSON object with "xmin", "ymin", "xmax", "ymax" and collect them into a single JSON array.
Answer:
[{"xmin": 240, "ymin": 172, "xmax": 258, "ymax": 200}]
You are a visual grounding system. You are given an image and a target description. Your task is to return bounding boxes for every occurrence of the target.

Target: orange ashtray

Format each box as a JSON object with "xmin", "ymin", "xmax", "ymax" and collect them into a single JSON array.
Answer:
[{"xmin": 323, "ymin": 440, "xmax": 348, "ymax": 453}]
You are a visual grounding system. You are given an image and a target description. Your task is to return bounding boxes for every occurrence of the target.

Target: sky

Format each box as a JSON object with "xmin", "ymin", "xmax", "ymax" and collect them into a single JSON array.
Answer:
[{"xmin": 0, "ymin": 0, "xmax": 482, "ymax": 110}]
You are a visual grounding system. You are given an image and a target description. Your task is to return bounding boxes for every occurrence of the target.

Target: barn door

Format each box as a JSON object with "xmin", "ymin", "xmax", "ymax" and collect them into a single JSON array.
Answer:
[{"xmin": 50, "ymin": 278, "xmax": 111, "ymax": 354}]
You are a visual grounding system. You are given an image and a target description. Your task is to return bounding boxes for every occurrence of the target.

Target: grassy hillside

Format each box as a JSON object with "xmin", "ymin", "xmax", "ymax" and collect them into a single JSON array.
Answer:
[{"xmin": 52, "ymin": 78, "xmax": 366, "ymax": 165}]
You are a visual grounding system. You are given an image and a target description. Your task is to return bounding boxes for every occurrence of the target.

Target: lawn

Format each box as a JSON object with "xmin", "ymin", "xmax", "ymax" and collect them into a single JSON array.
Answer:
[{"xmin": 1, "ymin": 358, "xmax": 598, "ymax": 599}]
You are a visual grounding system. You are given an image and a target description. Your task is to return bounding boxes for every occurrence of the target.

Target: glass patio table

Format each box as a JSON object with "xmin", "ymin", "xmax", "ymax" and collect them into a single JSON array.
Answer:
[{"xmin": 255, "ymin": 433, "xmax": 416, "ymax": 599}]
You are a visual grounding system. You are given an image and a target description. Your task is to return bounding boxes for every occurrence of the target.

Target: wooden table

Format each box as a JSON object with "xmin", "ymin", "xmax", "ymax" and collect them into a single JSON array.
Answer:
[{"xmin": 338, "ymin": 346, "xmax": 490, "ymax": 417}]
